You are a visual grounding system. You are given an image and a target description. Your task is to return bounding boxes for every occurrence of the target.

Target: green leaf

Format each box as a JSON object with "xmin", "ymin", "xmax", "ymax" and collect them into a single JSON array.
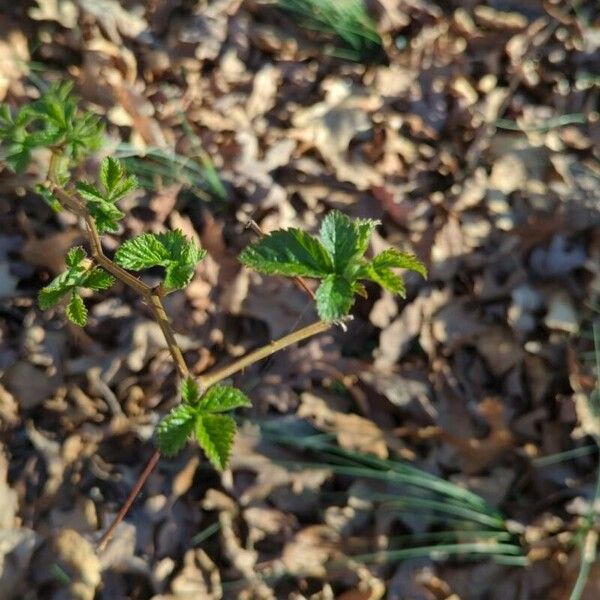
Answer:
[
  {"xmin": 66, "ymin": 292, "xmax": 87, "ymax": 326},
  {"xmin": 38, "ymin": 264, "xmax": 85, "ymax": 310},
  {"xmin": 199, "ymin": 385, "xmax": 251, "ymax": 413},
  {"xmin": 82, "ymin": 268, "xmax": 115, "ymax": 291},
  {"xmin": 66, "ymin": 246, "xmax": 86, "ymax": 268},
  {"xmin": 76, "ymin": 160, "xmax": 134, "ymax": 232},
  {"xmin": 319, "ymin": 210, "xmax": 358, "ymax": 273},
  {"xmin": 75, "ymin": 181, "xmax": 105, "ymax": 204},
  {"xmin": 0, "ymin": 104, "xmax": 11, "ymax": 126},
  {"xmin": 76, "ymin": 180, "xmax": 125, "ymax": 232},
  {"xmin": 35, "ymin": 184, "xmax": 63, "ymax": 213},
  {"xmin": 355, "ymin": 218, "xmax": 380, "ymax": 257},
  {"xmin": 361, "ymin": 249, "xmax": 427, "ymax": 297},
  {"xmin": 239, "ymin": 228, "xmax": 333, "ymax": 278},
  {"xmin": 38, "ymin": 271, "xmax": 74, "ymax": 309},
  {"xmin": 115, "ymin": 233, "xmax": 170, "ymax": 270},
  {"xmin": 364, "ymin": 264, "xmax": 406, "ymax": 296},
  {"xmin": 115, "ymin": 230, "xmax": 206, "ymax": 289},
  {"xmin": 370, "ymin": 249, "xmax": 427, "ymax": 278},
  {"xmin": 87, "ymin": 202, "xmax": 125, "ymax": 234},
  {"xmin": 100, "ymin": 157, "xmax": 124, "ymax": 194},
  {"xmin": 181, "ymin": 377, "xmax": 202, "ymax": 405},
  {"xmin": 108, "ymin": 174, "xmax": 137, "ymax": 202},
  {"xmin": 164, "ymin": 261, "xmax": 195, "ymax": 289},
  {"xmin": 157, "ymin": 404, "xmax": 196, "ymax": 457},
  {"xmin": 5, "ymin": 142, "xmax": 32, "ymax": 173},
  {"xmin": 195, "ymin": 414, "xmax": 236, "ymax": 471},
  {"xmin": 315, "ymin": 274, "xmax": 354, "ymax": 321}
]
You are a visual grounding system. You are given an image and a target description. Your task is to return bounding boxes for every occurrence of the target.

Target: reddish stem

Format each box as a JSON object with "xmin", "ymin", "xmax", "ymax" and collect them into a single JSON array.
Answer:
[{"xmin": 97, "ymin": 449, "xmax": 161, "ymax": 552}]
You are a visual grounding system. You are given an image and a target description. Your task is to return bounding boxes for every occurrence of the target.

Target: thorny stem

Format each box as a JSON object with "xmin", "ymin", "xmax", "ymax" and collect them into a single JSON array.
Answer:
[
  {"xmin": 200, "ymin": 319, "xmax": 332, "ymax": 389},
  {"xmin": 97, "ymin": 449, "xmax": 161, "ymax": 552},
  {"xmin": 96, "ymin": 319, "xmax": 332, "ymax": 552},
  {"xmin": 47, "ymin": 155, "xmax": 332, "ymax": 551},
  {"xmin": 47, "ymin": 170, "xmax": 189, "ymax": 379}
]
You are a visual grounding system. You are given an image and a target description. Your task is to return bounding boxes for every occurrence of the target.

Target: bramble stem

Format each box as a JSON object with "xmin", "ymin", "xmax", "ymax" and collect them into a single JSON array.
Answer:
[
  {"xmin": 94, "ymin": 320, "xmax": 331, "ymax": 551},
  {"xmin": 96, "ymin": 449, "xmax": 160, "ymax": 552},
  {"xmin": 47, "ymin": 180, "xmax": 189, "ymax": 379},
  {"xmin": 46, "ymin": 155, "xmax": 331, "ymax": 552},
  {"xmin": 47, "ymin": 155, "xmax": 193, "ymax": 549},
  {"xmin": 200, "ymin": 320, "xmax": 331, "ymax": 389}
]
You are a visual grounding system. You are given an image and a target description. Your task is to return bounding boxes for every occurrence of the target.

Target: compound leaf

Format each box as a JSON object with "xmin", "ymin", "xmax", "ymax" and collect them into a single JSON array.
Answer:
[
  {"xmin": 240, "ymin": 228, "xmax": 333, "ymax": 278},
  {"xmin": 355, "ymin": 218, "xmax": 380, "ymax": 257},
  {"xmin": 364, "ymin": 264, "xmax": 406, "ymax": 296},
  {"xmin": 315, "ymin": 274, "xmax": 354, "ymax": 322},
  {"xmin": 35, "ymin": 184, "xmax": 63, "ymax": 213},
  {"xmin": 75, "ymin": 181, "xmax": 105, "ymax": 204},
  {"xmin": 199, "ymin": 385, "xmax": 251, "ymax": 413},
  {"xmin": 195, "ymin": 414, "xmax": 236, "ymax": 471},
  {"xmin": 38, "ymin": 271, "xmax": 74, "ymax": 309},
  {"xmin": 157, "ymin": 404, "xmax": 196, "ymax": 457},
  {"xmin": 164, "ymin": 261, "xmax": 195, "ymax": 289},
  {"xmin": 88, "ymin": 202, "xmax": 125, "ymax": 234},
  {"xmin": 66, "ymin": 291, "xmax": 87, "ymax": 326}
]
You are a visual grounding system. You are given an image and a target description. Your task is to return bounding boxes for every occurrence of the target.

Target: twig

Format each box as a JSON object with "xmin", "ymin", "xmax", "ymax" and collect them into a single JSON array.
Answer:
[
  {"xmin": 200, "ymin": 319, "xmax": 331, "ymax": 389},
  {"xmin": 96, "ymin": 450, "xmax": 160, "ymax": 552}
]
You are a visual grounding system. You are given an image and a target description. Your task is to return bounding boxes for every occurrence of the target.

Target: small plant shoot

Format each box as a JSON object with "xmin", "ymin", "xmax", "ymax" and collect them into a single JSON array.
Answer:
[
  {"xmin": 76, "ymin": 156, "xmax": 137, "ymax": 233},
  {"xmin": 38, "ymin": 247, "xmax": 115, "ymax": 326},
  {"xmin": 240, "ymin": 210, "xmax": 426, "ymax": 321},
  {"xmin": 0, "ymin": 83, "xmax": 426, "ymax": 547},
  {"xmin": 158, "ymin": 378, "xmax": 251, "ymax": 470}
]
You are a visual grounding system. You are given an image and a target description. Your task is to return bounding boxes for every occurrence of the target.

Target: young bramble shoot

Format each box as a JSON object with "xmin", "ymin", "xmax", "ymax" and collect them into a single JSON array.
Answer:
[
  {"xmin": 157, "ymin": 377, "xmax": 251, "ymax": 470},
  {"xmin": 0, "ymin": 82, "xmax": 103, "ymax": 178},
  {"xmin": 115, "ymin": 229, "xmax": 207, "ymax": 289},
  {"xmin": 1, "ymin": 81, "xmax": 432, "ymax": 551},
  {"xmin": 239, "ymin": 210, "xmax": 427, "ymax": 321},
  {"xmin": 38, "ymin": 246, "xmax": 115, "ymax": 326},
  {"xmin": 75, "ymin": 157, "xmax": 138, "ymax": 233}
]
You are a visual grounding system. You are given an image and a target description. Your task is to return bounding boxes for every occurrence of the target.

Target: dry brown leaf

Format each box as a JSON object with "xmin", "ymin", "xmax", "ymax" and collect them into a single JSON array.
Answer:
[
  {"xmin": 292, "ymin": 80, "xmax": 382, "ymax": 189},
  {"xmin": 440, "ymin": 397, "xmax": 515, "ymax": 474},
  {"xmin": 298, "ymin": 393, "xmax": 388, "ymax": 459},
  {"xmin": 54, "ymin": 529, "xmax": 101, "ymax": 600}
]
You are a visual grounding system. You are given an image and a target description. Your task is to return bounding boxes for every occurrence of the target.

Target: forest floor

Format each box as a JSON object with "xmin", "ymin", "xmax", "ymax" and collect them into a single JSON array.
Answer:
[{"xmin": 1, "ymin": 1, "xmax": 600, "ymax": 599}]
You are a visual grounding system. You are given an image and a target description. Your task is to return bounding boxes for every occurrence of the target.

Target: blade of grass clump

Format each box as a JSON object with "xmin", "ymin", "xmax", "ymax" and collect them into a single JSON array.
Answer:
[
  {"xmin": 191, "ymin": 521, "xmax": 221, "ymax": 546},
  {"xmin": 350, "ymin": 542, "xmax": 525, "ymax": 565},
  {"xmin": 220, "ymin": 541, "xmax": 526, "ymax": 592},
  {"xmin": 260, "ymin": 426, "xmax": 498, "ymax": 515},
  {"xmin": 180, "ymin": 118, "xmax": 228, "ymax": 201},
  {"xmin": 115, "ymin": 143, "xmax": 226, "ymax": 202},
  {"xmin": 569, "ymin": 321, "xmax": 600, "ymax": 600},
  {"xmin": 277, "ymin": 0, "xmax": 383, "ymax": 62},
  {"xmin": 272, "ymin": 458, "xmax": 506, "ymax": 529},
  {"xmin": 534, "ymin": 444, "xmax": 598, "ymax": 468},
  {"xmin": 494, "ymin": 113, "xmax": 586, "ymax": 133}
]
